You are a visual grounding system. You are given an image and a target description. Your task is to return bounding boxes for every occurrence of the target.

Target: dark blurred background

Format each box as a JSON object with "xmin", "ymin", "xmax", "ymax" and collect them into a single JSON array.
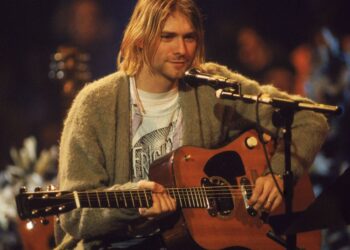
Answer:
[
  {"xmin": 0, "ymin": 0, "xmax": 349, "ymax": 249},
  {"xmin": 1, "ymin": 0, "xmax": 350, "ymax": 168}
]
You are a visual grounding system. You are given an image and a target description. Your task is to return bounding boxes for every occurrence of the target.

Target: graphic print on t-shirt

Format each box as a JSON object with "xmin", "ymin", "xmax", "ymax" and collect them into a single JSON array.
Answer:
[{"xmin": 132, "ymin": 121, "xmax": 176, "ymax": 180}]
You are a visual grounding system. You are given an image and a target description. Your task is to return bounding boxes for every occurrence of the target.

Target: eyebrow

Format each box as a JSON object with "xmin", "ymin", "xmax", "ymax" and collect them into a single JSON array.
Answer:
[{"xmin": 161, "ymin": 31, "xmax": 197, "ymax": 37}]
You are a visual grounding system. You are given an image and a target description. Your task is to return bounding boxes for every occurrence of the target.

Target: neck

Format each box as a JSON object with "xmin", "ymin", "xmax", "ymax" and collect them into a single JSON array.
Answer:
[{"xmin": 135, "ymin": 67, "xmax": 178, "ymax": 93}]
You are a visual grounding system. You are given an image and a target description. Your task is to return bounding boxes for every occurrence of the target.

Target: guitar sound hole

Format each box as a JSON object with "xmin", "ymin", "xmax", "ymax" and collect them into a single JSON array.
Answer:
[{"xmin": 202, "ymin": 177, "xmax": 234, "ymax": 217}]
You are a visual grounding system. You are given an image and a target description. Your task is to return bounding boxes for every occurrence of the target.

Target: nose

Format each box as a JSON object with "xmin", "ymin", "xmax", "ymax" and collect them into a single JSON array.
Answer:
[{"xmin": 175, "ymin": 38, "xmax": 186, "ymax": 55}]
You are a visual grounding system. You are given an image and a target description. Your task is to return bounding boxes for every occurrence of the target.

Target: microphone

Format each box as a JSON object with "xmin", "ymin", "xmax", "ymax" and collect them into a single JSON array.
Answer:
[{"xmin": 183, "ymin": 68, "xmax": 241, "ymax": 92}]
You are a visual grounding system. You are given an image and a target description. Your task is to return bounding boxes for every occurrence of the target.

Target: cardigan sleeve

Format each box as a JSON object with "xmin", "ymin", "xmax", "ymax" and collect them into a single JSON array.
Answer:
[
  {"xmin": 57, "ymin": 81, "xmax": 141, "ymax": 241},
  {"xmin": 199, "ymin": 62, "xmax": 329, "ymax": 178}
]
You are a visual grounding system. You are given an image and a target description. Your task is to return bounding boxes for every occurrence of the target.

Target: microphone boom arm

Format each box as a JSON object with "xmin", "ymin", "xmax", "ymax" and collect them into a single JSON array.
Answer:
[{"xmin": 217, "ymin": 89, "xmax": 341, "ymax": 115}]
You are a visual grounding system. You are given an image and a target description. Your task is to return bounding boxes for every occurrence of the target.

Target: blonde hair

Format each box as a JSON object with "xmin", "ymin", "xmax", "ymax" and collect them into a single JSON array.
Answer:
[{"xmin": 117, "ymin": 0, "xmax": 205, "ymax": 75}]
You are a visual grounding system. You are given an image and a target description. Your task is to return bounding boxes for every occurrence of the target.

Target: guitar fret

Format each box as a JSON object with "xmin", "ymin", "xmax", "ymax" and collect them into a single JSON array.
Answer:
[
  {"xmin": 170, "ymin": 189, "xmax": 177, "ymax": 205},
  {"xmin": 185, "ymin": 189, "xmax": 189, "ymax": 208},
  {"xmin": 77, "ymin": 192, "xmax": 85, "ymax": 207},
  {"xmin": 102, "ymin": 192, "xmax": 110, "ymax": 207},
  {"xmin": 197, "ymin": 188, "xmax": 202, "ymax": 207},
  {"xmin": 122, "ymin": 191, "xmax": 127, "ymax": 207},
  {"xmin": 86, "ymin": 192, "xmax": 97, "ymax": 207},
  {"xmin": 137, "ymin": 191, "xmax": 143, "ymax": 207},
  {"xmin": 189, "ymin": 188, "xmax": 195, "ymax": 207},
  {"xmin": 106, "ymin": 192, "xmax": 111, "ymax": 207},
  {"xmin": 86, "ymin": 192, "xmax": 91, "ymax": 207},
  {"xmin": 168, "ymin": 189, "xmax": 173, "ymax": 200},
  {"xmin": 113, "ymin": 192, "xmax": 120, "ymax": 208},
  {"xmin": 188, "ymin": 188, "xmax": 192, "ymax": 207},
  {"xmin": 199, "ymin": 187, "xmax": 205, "ymax": 208},
  {"xmin": 202, "ymin": 187, "xmax": 209, "ymax": 208},
  {"xmin": 186, "ymin": 188, "xmax": 191, "ymax": 208},
  {"xmin": 193, "ymin": 188, "xmax": 199, "ymax": 207},
  {"xmin": 147, "ymin": 191, "xmax": 153, "ymax": 207},
  {"xmin": 181, "ymin": 189, "xmax": 186, "ymax": 207},
  {"xmin": 200, "ymin": 189, "xmax": 205, "ymax": 207},
  {"xmin": 144, "ymin": 190, "xmax": 150, "ymax": 207},
  {"xmin": 177, "ymin": 188, "xmax": 183, "ymax": 208},
  {"xmin": 96, "ymin": 191, "xmax": 101, "ymax": 207},
  {"xmin": 106, "ymin": 192, "xmax": 116, "ymax": 207},
  {"xmin": 198, "ymin": 188, "xmax": 203, "ymax": 207},
  {"xmin": 193, "ymin": 189, "xmax": 197, "ymax": 207},
  {"xmin": 130, "ymin": 191, "xmax": 135, "ymax": 207},
  {"xmin": 168, "ymin": 189, "xmax": 177, "ymax": 208},
  {"xmin": 182, "ymin": 188, "xmax": 189, "ymax": 207}
]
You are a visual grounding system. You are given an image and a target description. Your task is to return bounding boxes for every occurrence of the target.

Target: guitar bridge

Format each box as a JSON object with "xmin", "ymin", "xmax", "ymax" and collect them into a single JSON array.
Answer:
[
  {"xmin": 201, "ymin": 176, "xmax": 234, "ymax": 218},
  {"xmin": 240, "ymin": 177, "xmax": 258, "ymax": 217}
]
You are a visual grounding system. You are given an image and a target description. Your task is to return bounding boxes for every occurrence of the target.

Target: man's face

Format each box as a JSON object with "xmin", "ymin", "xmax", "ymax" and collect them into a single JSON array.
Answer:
[{"xmin": 149, "ymin": 11, "xmax": 198, "ymax": 82}]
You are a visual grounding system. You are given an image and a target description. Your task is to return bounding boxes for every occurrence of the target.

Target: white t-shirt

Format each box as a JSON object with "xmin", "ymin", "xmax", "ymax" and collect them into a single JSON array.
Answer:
[{"xmin": 129, "ymin": 77, "xmax": 183, "ymax": 181}]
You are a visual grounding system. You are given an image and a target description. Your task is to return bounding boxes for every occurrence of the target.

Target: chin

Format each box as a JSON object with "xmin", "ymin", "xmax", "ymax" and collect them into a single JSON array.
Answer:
[
  {"xmin": 159, "ymin": 64, "xmax": 189, "ymax": 81},
  {"xmin": 163, "ymin": 69, "xmax": 184, "ymax": 80},
  {"xmin": 172, "ymin": 72, "xmax": 186, "ymax": 81}
]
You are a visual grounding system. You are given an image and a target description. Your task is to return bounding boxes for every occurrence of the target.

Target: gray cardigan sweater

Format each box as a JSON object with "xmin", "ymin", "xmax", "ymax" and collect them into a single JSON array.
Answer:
[{"xmin": 55, "ymin": 62, "xmax": 328, "ymax": 249}]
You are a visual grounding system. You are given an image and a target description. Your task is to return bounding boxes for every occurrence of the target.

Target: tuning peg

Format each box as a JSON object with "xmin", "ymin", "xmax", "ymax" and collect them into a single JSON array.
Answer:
[
  {"xmin": 34, "ymin": 187, "xmax": 42, "ymax": 192},
  {"xmin": 20, "ymin": 186, "xmax": 27, "ymax": 193},
  {"xmin": 40, "ymin": 217, "xmax": 49, "ymax": 225},
  {"xmin": 46, "ymin": 184, "xmax": 57, "ymax": 191},
  {"xmin": 26, "ymin": 220, "xmax": 35, "ymax": 230}
]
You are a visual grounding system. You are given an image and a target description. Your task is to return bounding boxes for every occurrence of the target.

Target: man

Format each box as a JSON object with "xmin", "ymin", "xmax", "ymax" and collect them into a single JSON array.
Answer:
[{"xmin": 55, "ymin": 0, "xmax": 329, "ymax": 249}]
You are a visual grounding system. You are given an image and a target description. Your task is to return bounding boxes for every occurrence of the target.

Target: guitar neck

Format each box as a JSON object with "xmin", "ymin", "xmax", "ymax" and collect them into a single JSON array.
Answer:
[
  {"xmin": 16, "ymin": 186, "xmax": 214, "ymax": 220},
  {"xmin": 74, "ymin": 188, "xmax": 208, "ymax": 209}
]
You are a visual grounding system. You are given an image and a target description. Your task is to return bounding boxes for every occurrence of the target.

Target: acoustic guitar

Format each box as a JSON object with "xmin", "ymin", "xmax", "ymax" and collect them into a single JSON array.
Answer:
[{"xmin": 16, "ymin": 130, "xmax": 320, "ymax": 250}]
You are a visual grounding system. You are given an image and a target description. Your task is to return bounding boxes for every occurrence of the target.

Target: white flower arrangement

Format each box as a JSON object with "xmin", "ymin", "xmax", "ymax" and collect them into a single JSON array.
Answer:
[{"xmin": 0, "ymin": 136, "xmax": 58, "ymax": 230}]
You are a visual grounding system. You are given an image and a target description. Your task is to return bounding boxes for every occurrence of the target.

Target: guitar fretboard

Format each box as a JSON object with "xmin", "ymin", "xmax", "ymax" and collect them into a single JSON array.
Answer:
[{"xmin": 74, "ymin": 188, "xmax": 210, "ymax": 209}]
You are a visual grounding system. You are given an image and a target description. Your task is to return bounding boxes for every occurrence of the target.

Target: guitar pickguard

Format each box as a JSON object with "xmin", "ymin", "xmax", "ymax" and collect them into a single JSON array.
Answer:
[{"xmin": 203, "ymin": 150, "xmax": 245, "ymax": 185}]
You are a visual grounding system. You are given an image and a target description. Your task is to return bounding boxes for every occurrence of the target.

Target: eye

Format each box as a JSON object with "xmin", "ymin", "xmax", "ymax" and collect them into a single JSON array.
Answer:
[
  {"xmin": 184, "ymin": 34, "xmax": 197, "ymax": 42},
  {"xmin": 160, "ymin": 33, "xmax": 175, "ymax": 41}
]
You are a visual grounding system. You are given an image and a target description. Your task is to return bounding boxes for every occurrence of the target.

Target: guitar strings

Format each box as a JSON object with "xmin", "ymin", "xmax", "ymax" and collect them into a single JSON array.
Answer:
[
  {"xmin": 26, "ymin": 192, "xmax": 249, "ymax": 214},
  {"xmin": 27, "ymin": 185, "xmax": 260, "ymax": 200},
  {"xmin": 25, "ymin": 184, "xmax": 263, "ymax": 216},
  {"xmin": 27, "ymin": 188, "xmax": 255, "ymax": 207},
  {"xmin": 26, "ymin": 185, "xmax": 264, "ymax": 215},
  {"xmin": 27, "ymin": 188, "xmax": 257, "ymax": 201},
  {"xmin": 27, "ymin": 192, "xmax": 252, "ymax": 201}
]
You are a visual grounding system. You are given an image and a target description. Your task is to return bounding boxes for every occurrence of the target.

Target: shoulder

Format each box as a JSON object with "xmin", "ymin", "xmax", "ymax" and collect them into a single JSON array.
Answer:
[
  {"xmin": 198, "ymin": 62, "xmax": 291, "ymax": 97},
  {"xmin": 66, "ymin": 71, "xmax": 129, "ymax": 119},
  {"xmin": 198, "ymin": 62, "xmax": 263, "ymax": 95},
  {"xmin": 198, "ymin": 62, "xmax": 257, "ymax": 86},
  {"xmin": 72, "ymin": 71, "xmax": 129, "ymax": 107},
  {"xmin": 79, "ymin": 71, "xmax": 128, "ymax": 99}
]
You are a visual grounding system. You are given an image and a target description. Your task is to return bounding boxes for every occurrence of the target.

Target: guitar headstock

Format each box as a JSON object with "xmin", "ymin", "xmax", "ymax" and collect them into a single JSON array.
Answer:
[{"xmin": 16, "ymin": 186, "xmax": 75, "ymax": 221}]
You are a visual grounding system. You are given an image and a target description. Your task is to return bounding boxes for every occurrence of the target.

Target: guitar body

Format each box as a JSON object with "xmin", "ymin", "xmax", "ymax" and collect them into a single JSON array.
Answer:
[{"xmin": 149, "ymin": 130, "xmax": 320, "ymax": 250}]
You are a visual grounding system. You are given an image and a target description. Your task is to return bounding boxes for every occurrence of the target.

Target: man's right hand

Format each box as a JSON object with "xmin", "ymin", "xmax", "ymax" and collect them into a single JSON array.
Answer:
[{"xmin": 137, "ymin": 180, "xmax": 177, "ymax": 218}]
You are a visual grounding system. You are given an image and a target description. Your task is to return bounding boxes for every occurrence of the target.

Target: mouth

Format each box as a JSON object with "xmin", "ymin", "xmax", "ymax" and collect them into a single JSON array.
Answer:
[
  {"xmin": 169, "ymin": 60, "xmax": 188, "ymax": 68},
  {"xmin": 170, "ymin": 60, "xmax": 186, "ymax": 64}
]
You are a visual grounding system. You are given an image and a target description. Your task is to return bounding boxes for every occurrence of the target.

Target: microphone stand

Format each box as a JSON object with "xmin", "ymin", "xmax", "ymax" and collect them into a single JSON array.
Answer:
[
  {"xmin": 217, "ymin": 88, "xmax": 341, "ymax": 250},
  {"xmin": 272, "ymin": 105, "xmax": 296, "ymax": 250}
]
